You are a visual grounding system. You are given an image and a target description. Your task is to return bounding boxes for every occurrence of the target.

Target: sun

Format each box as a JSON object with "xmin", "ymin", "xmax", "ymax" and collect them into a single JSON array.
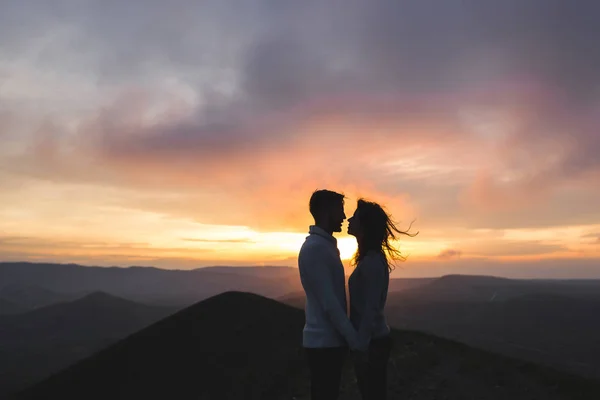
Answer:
[{"xmin": 337, "ymin": 236, "xmax": 358, "ymax": 261}]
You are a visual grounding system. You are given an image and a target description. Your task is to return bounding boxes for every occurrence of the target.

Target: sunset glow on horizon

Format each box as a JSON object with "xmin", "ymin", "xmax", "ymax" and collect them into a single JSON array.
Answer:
[{"xmin": 1, "ymin": 1, "xmax": 599, "ymax": 278}]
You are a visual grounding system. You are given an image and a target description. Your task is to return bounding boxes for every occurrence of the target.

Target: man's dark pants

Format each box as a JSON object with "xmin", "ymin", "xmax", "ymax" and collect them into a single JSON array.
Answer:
[{"xmin": 305, "ymin": 346, "xmax": 348, "ymax": 400}]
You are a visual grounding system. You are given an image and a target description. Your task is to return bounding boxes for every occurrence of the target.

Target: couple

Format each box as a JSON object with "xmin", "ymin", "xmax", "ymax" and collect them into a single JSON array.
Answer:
[{"xmin": 298, "ymin": 189, "xmax": 415, "ymax": 400}]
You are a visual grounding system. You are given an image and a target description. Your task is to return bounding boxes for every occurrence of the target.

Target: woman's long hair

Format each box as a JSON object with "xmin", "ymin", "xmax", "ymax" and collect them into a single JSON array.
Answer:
[{"xmin": 351, "ymin": 199, "xmax": 418, "ymax": 272}]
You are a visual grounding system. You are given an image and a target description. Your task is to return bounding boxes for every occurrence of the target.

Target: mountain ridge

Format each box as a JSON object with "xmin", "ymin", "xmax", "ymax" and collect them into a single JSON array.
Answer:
[
  {"xmin": 0, "ymin": 291, "xmax": 177, "ymax": 397},
  {"xmin": 0, "ymin": 262, "xmax": 301, "ymax": 307}
]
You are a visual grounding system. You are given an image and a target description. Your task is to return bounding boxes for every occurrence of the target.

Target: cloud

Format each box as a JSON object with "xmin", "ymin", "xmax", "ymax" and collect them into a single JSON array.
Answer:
[
  {"xmin": 0, "ymin": 235, "xmax": 171, "ymax": 252},
  {"xmin": 438, "ymin": 249, "xmax": 463, "ymax": 261},
  {"xmin": 181, "ymin": 237, "xmax": 255, "ymax": 244},
  {"xmin": 466, "ymin": 241, "xmax": 569, "ymax": 257},
  {"xmin": 1, "ymin": 0, "xmax": 600, "ymax": 233},
  {"xmin": 581, "ymin": 233, "xmax": 600, "ymax": 244}
]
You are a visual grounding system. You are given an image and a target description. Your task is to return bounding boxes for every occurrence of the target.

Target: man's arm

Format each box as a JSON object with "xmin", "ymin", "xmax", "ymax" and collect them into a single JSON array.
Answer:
[
  {"xmin": 356, "ymin": 253, "xmax": 387, "ymax": 351},
  {"xmin": 299, "ymin": 244, "xmax": 359, "ymax": 349}
]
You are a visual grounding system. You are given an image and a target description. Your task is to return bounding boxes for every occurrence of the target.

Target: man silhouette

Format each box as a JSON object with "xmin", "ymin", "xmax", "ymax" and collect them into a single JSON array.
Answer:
[{"xmin": 298, "ymin": 189, "xmax": 360, "ymax": 400}]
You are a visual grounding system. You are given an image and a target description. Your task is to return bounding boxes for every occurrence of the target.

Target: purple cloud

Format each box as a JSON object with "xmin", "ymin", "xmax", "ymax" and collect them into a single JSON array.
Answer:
[
  {"xmin": 438, "ymin": 249, "xmax": 463, "ymax": 260},
  {"xmin": 2, "ymin": 0, "xmax": 600, "ymax": 231}
]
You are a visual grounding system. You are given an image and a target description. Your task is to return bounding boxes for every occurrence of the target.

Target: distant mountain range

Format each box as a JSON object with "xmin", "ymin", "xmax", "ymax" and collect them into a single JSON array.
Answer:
[
  {"xmin": 393, "ymin": 274, "xmax": 600, "ymax": 302},
  {"xmin": 17, "ymin": 292, "xmax": 600, "ymax": 400},
  {"xmin": 0, "ymin": 292, "xmax": 177, "ymax": 397},
  {"xmin": 0, "ymin": 262, "xmax": 302, "ymax": 307}
]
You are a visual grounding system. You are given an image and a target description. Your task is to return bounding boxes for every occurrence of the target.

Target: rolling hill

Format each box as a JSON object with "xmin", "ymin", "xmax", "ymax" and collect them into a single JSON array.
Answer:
[
  {"xmin": 0, "ymin": 298, "xmax": 25, "ymax": 315},
  {"xmin": 280, "ymin": 274, "xmax": 600, "ymax": 381},
  {"xmin": 17, "ymin": 292, "xmax": 600, "ymax": 400},
  {"xmin": 0, "ymin": 292, "xmax": 177, "ymax": 397},
  {"xmin": 382, "ymin": 275, "xmax": 600, "ymax": 378},
  {"xmin": 0, "ymin": 284, "xmax": 80, "ymax": 311},
  {"xmin": 385, "ymin": 292, "xmax": 600, "ymax": 379}
]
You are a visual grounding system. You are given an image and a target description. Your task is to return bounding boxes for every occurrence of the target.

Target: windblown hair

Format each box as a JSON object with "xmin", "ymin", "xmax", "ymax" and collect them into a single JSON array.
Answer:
[{"xmin": 351, "ymin": 199, "xmax": 418, "ymax": 272}]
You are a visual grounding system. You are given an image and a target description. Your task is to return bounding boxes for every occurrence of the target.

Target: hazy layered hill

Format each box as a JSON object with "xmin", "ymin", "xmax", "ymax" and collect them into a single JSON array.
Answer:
[
  {"xmin": 0, "ymin": 292, "xmax": 177, "ymax": 397},
  {"xmin": 386, "ymin": 293, "xmax": 600, "ymax": 379},
  {"xmin": 0, "ymin": 297, "xmax": 25, "ymax": 315},
  {"xmin": 19, "ymin": 292, "xmax": 600, "ymax": 400},
  {"xmin": 393, "ymin": 274, "xmax": 600, "ymax": 303},
  {"xmin": 383, "ymin": 275, "xmax": 600, "ymax": 379},
  {"xmin": 0, "ymin": 262, "xmax": 301, "ymax": 306},
  {"xmin": 0, "ymin": 284, "xmax": 80, "ymax": 312},
  {"xmin": 281, "ymin": 275, "xmax": 600, "ymax": 380}
]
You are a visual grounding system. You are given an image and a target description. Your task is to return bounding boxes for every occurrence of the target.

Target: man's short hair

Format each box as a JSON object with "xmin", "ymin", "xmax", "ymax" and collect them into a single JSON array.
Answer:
[{"xmin": 309, "ymin": 189, "xmax": 345, "ymax": 219}]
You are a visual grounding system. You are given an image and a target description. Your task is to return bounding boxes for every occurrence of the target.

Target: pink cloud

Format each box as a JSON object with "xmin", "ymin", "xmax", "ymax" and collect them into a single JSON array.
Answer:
[{"xmin": 2, "ymin": 0, "xmax": 600, "ymax": 235}]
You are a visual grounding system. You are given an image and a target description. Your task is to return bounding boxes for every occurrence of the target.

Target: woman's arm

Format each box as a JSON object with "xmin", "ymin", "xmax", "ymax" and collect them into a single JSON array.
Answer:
[{"xmin": 356, "ymin": 253, "xmax": 387, "ymax": 350}]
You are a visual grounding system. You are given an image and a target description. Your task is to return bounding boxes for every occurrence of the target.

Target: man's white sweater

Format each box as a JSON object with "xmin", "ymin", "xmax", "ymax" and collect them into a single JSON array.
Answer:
[{"xmin": 297, "ymin": 225, "xmax": 359, "ymax": 349}]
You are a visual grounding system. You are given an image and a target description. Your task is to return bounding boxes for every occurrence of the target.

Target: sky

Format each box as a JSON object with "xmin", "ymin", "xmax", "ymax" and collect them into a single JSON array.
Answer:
[{"xmin": 1, "ymin": 0, "xmax": 599, "ymax": 278}]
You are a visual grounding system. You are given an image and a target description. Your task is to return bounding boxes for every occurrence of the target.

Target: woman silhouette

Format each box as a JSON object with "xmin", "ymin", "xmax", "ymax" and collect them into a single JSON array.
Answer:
[{"xmin": 347, "ymin": 199, "xmax": 417, "ymax": 400}]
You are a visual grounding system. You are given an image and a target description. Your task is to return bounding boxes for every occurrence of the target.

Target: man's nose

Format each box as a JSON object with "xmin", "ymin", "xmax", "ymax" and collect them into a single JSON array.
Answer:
[{"xmin": 342, "ymin": 213, "xmax": 347, "ymax": 220}]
